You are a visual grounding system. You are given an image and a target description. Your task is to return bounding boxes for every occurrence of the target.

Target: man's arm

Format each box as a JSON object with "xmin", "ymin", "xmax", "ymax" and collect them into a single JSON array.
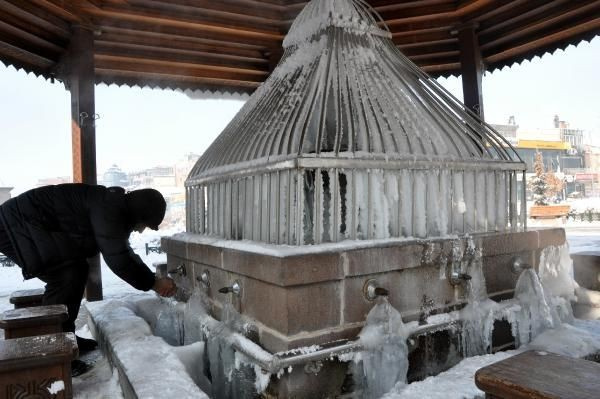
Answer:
[
  {"xmin": 97, "ymin": 236, "xmax": 177, "ymax": 296},
  {"xmin": 88, "ymin": 188, "xmax": 176, "ymax": 295}
]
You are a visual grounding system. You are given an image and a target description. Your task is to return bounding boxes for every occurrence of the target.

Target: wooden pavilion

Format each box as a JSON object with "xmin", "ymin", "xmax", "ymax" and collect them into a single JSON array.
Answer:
[{"xmin": 1, "ymin": 0, "xmax": 598, "ymax": 299}]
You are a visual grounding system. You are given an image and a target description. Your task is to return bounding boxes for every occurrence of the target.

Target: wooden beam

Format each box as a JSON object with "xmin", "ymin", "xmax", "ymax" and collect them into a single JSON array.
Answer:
[
  {"xmin": 478, "ymin": 0, "xmax": 569, "ymax": 36},
  {"xmin": 485, "ymin": 17, "xmax": 600, "ymax": 64},
  {"xmin": 125, "ymin": 0, "xmax": 285, "ymax": 30},
  {"xmin": 0, "ymin": 19, "xmax": 64, "ymax": 58},
  {"xmin": 94, "ymin": 54, "xmax": 268, "ymax": 82},
  {"xmin": 0, "ymin": 8, "xmax": 68, "ymax": 45},
  {"xmin": 95, "ymin": 68, "xmax": 261, "ymax": 90},
  {"xmin": 0, "ymin": 0, "xmax": 70, "ymax": 37},
  {"xmin": 480, "ymin": 1, "xmax": 600, "ymax": 51},
  {"xmin": 0, "ymin": 38, "xmax": 54, "ymax": 69},
  {"xmin": 68, "ymin": 25, "xmax": 102, "ymax": 301},
  {"xmin": 84, "ymin": 6, "xmax": 284, "ymax": 48},
  {"xmin": 162, "ymin": 0, "xmax": 286, "ymax": 21},
  {"xmin": 457, "ymin": 23, "xmax": 484, "ymax": 119},
  {"xmin": 98, "ymin": 26, "xmax": 267, "ymax": 59},
  {"xmin": 94, "ymin": 41, "xmax": 269, "ymax": 71},
  {"xmin": 392, "ymin": 28, "xmax": 453, "ymax": 45}
]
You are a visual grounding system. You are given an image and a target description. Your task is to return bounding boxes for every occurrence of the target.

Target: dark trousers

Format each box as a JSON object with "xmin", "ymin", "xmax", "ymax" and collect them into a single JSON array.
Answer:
[
  {"xmin": 0, "ymin": 219, "xmax": 88, "ymax": 333},
  {"xmin": 37, "ymin": 260, "xmax": 89, "ymax": 332}
]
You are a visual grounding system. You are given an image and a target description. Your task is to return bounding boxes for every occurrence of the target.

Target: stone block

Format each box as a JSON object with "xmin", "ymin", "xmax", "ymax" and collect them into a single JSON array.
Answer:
[
  {"xmin": 342, "ymin": 243, "xmax": 422, "ymax": 277},
  {"xmin": 343, "ymin": 264, "xmax": 454, "ymax": 325},
  {"xmin": 219, "ymin": 250, "xmax": 281, "ymax": 285},
  {"xmin": 219, "ymin": 250, "xmax": 343, "ymax": 287},
  {"xmin": 286, "ymin": 281, "xmax": 342, "ymax": 335},
  {"xmin": 280, "ymin": 253, "xmax": 343, "ymax": 286},
  {"xmin": 537, "ymin": 228, "xmax": 566, "ymax": 248},
  {"xmin": 187, "ymin": 242, "xmax": 222, "ymax": 267},
  {"xmin": 479, "ymin": 231, "xmax": 539, "ymax": 257},
  {"xmin": 482, "ymin": 253, "xmax": 525, "ymax": 296},
  {"xmin": 238, "ymin": 277, "xmax": 289, "ymax": 334}
]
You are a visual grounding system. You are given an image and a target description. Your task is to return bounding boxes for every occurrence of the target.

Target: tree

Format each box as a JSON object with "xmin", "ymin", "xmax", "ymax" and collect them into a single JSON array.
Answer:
[
  {"xmin": 544, "ymin": 172, "xmax": 564, "ymax": 199},
  {"xmin": 531, "ymin": 152, "xmax": 549, "ymax": 206}
]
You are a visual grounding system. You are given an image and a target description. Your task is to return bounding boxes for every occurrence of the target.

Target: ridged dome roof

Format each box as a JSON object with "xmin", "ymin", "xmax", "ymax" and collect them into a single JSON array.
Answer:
[{"xmin": 189, "ymin": 0, "xmax": 522, "ymax": 183}]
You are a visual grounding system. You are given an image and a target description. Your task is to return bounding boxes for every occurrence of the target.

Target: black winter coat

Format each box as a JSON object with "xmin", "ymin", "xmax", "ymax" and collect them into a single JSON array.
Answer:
[{"xmin": 0, "ymin": 183, "xmax": 155, "ymax": 291}]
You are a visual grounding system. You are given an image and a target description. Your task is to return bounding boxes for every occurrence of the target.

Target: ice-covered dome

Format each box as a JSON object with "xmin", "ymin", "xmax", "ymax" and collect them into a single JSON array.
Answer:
[
  {"xmin": 185, "ymin": 0, "xmax": 526, "ymax": 244},
  {"xmin": 189, "ymin": 0, "xmax": 521, "ymax": 180}
]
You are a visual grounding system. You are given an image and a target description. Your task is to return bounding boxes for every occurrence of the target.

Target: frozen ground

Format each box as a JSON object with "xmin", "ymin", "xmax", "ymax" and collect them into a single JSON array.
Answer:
[{"xmin": 1, "ymin": 223, "xmax": 600, "ymax": 398}]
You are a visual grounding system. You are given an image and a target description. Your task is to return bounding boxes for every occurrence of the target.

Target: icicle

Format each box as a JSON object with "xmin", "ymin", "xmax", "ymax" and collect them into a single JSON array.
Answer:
[
  {"xmin": 512, "ymin": 269, "xmax": 555, "ymax": 346},
  {"xmin": 354, "ymin": 297, "xmax": 409, "ymax": 399},
  {"xmin": 459, "ymin": 247, "xmax": 498, "ymax": 357}
]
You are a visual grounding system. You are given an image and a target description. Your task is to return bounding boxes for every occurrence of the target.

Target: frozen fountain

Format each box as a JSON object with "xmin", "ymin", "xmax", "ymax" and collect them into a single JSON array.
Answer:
[{"xmin": 89, "ymin": 0, "xmax": 579, "ymax": 398}]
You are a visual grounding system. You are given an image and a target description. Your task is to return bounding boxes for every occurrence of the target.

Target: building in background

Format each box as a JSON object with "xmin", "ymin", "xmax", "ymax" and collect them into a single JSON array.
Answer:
[
  {"xmin": 129, "ymin": 166, "xmax": 176, "ymax": 189},
  {"xmin": 493, "ymin": 115, "xmax": 593, "ymax": 198},
  {"xmin": 36, "ymin": 176, "xmax": 72, "ymax": 186},
  {"xmin": 102, "ymin": 164, "xmax": 129, "ymax": 188},
  {"xmin": 491, "ymin": 116, "xmax": 518, "ymax": 146},
  {"xmin": 175, "ymin": 153, "xmax": 200, "ymax": 187}
]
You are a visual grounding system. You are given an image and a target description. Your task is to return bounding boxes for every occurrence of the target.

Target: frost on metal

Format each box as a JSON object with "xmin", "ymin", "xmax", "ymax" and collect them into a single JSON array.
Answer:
[{"xmin": 185, "ymin": 0, "xmax": 527, "ymax": 244}]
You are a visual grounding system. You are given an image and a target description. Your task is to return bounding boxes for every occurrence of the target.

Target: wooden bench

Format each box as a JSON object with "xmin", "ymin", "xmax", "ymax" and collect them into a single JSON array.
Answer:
[
  {"xmin": 475, "ymin": 350, "xmax": 600, "ymax": 398},
  {"xmin": 0, "ymin": 332, "xmax": 78, "ymax": 399},
  {"xmin": 0, "ymin": 305, "xmax": 68, "ymax": 339},
  {"xmin": 9, "ymin": 288, "xmax": 45, "ymax": 309},
  {"xmin": 529, "ymin": 205, "xmax": 570, "ymax": 219}
]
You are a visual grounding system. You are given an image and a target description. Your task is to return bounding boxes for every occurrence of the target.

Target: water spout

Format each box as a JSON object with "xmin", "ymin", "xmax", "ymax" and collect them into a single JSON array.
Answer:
[
  {"xmin": 511, "ymin": 257, "xmax": 533, "ymax": 274},
  {"xmin": 363, "ymin": 279, "xmax": 390, "ymax": 301},
  {"xmin": 168, "ymin": 263, "xmax": 187, "ymax": 277},
  {"xmin": 219, "ymin": 281, "xmax": 242, "ymax": 296}
]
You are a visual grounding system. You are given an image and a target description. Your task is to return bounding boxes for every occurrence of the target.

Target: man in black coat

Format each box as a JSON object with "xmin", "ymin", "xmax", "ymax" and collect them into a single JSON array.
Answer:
[{"xmin": 0, "ymin": 184, "xmax": 177, "ymax": 349}]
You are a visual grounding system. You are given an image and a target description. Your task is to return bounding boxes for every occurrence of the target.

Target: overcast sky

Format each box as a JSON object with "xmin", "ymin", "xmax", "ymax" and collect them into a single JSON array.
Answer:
[{"xmin": 0, "ymin": 36, "xmax": 598, "ymax": 194}]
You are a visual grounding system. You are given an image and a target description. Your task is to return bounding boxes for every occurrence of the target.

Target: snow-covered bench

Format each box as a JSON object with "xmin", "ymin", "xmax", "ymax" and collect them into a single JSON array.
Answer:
[
  {"xmin": 475, "ymin": 350, "xmax": 600, "ymax": 398},
  {"xmin": 9, "ymin": 288, "xmax": 45, "ymax": 309},
  {"xmin": 0, "ymin": 332, "xmax": 78, "ymax": 399},
  {"xmin": 0, "ymin": 304, "xmax": 67, "ymax": 339}
]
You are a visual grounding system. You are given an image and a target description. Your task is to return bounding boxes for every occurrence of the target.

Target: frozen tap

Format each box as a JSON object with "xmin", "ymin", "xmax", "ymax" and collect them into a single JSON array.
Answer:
[
  {"xmin": 511, "ymin": 257, "xmax": 533, "ymax": 274},
  {"xmin": 448, "ymin": 240, "xmax": 471, "ymax": 286},
  {"xmin": 363, "ymin": 279, "xmax": 389, "ymax": 301},
  {"xmin": 168, "ymin": 263, "xmax": 187, "ymax": 277},
  {"xmin": 219, "ymin": 280, "xmax": 242, "ymax": 296}
]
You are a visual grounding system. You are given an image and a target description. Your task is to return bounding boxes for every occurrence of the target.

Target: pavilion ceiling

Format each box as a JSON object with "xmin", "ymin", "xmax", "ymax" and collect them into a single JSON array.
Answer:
[{"xmin": 0, "ymin": 0, "xmax": 598, "ymax": 95}]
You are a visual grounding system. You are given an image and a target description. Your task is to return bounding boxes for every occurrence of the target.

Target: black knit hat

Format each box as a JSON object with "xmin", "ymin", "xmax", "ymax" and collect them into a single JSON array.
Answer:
[{"xmin": 126, "ymin": 188, "xmax": 166, "ymax": 230}]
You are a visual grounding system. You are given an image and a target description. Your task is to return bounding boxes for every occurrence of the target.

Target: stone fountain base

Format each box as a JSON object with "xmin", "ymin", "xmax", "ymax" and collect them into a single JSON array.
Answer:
[{"xmin": 162, "ymin": 228, "xmax": 565, "ymax": 354}]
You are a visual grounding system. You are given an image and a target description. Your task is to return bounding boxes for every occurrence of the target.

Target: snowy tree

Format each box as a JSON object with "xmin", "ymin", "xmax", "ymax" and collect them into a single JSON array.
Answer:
[
  {"xmin": 530, "ymin": 152, "xmax": 549, "ymax": 206},
  {"xmin": 544, "ymin": 172, "xmax": 564, "ymax": 200}
]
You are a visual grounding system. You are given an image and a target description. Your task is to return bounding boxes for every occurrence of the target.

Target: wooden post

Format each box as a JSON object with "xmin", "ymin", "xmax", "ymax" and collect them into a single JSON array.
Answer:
[
  {"xmin": 457, "ymin": 23, "xmax": 485, "ymax": 120},
  {"xmin": 69, "ymin": 25, "xmax": 103, "ymax": 301}
]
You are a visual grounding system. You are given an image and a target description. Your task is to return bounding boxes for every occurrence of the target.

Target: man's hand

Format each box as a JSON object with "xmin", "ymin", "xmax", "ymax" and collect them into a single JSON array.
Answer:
[{"xmin": 153, "ymin": 277, "xmax": 177, "ymax": 297}]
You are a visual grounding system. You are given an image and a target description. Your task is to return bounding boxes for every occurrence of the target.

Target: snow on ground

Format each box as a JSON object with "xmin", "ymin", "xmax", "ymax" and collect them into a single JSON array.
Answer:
[{"xmin": 72, "ymin": 356, "xmax": 123, "ymax": 399}]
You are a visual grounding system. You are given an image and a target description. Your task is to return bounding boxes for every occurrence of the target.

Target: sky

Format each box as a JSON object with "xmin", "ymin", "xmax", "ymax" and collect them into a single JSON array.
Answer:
[{"xmin": 0, "ymin": 36, "xmax": 599, "ymax": 195}]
